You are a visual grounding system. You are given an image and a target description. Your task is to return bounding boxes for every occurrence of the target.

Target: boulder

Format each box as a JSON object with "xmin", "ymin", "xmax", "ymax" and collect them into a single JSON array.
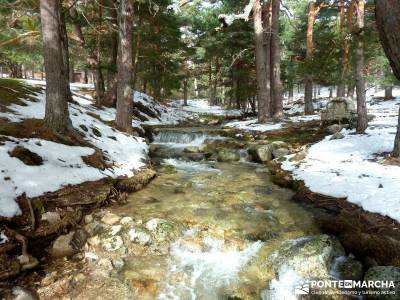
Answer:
[
  {"xmin": 289, "ymin": 150, "xmax": 307, "ymax": 162},
  {"xmin": 183, "ymin": 146, "xmax": 202, "ymax": 153},
  {"xmin": 326, "ymin": 124, "xmax": 342, "ymax": 134},
  {"xmin": 272, "ymin": 148, "xmax": 290, "ymax": 158},
  {"xmin": 364, "ymin": 266, "xmax": 400, "ymax": 299},
  {"xmin": 330, "ymin": 132, "xmax": 345, "ymax": 140},
  {"xmin": 248, "ymin": 145, "xmax": 274, "ymax": 163},
  {"xmin": 217, "ymin": 149, "xmax": 240, "ymax": 162},
  {"xmin": 101, "ymin": 212, "xmax": 120, "ymax": 225},
  {"xmin": 50, "ymin": 230, "xmax": 87, "ymax": 258},
  {"xmin": 271, "ymin": 234, "xmax": 345, "ymax": 279},
  {"xmin": 321, "ymin": 97, "xmax": 355, "ymax": 122}
]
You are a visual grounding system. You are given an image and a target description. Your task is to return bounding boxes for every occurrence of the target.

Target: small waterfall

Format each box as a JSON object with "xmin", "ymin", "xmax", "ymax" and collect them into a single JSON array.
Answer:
[
  {"xmin": 153, "ymin": 130, "xmax": 208, "ymax": 145},
  {"xmin": 158, "ymin": 231, "xmax": 263, "ymax": 300}
]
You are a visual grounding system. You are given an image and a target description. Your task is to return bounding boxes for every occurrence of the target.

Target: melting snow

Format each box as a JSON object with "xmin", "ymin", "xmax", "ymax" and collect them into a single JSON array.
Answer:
[{"xmin": 282, "ymin": 98, "xmax": 400, "ymax": 222}]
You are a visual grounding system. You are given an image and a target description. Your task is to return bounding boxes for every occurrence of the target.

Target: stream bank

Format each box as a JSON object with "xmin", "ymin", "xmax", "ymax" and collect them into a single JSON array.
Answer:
[{"xmin": 7, "ymin": 124, "xmax": 386, "ymax": 300}]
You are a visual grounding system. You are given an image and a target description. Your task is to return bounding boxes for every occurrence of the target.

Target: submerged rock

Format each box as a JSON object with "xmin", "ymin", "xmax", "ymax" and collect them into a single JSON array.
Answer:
[
  {"xmin": 145, "ymin": 218, "xmax": 184, "ymax": 242},
  {"xmin": 217, "ymin": 149, "xmax": 240, "ymax": 162}
]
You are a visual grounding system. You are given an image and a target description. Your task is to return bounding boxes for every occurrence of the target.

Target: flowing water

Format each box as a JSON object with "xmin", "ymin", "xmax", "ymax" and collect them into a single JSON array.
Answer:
[{"xmin": 110, "ymin": 128, "xmax": 324, "ymax": 299}]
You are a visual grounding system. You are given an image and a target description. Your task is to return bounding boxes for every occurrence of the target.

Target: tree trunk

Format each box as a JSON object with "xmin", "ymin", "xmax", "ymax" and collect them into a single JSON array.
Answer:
[
  {"xmin": 68, "ymin": 1, "xmax": 104, "ymax": 106},
  {"xmin": 288, "ymin": 83, "xmax": 294, "ymax": 102},
  {"xmin": 347, "ymin": 84, "xmax": 355, "ymax": 98},
  {"xmin": 208, "ymin": 61, "xmax": 214, "ymax": 105},
  {"xmin": 355, "ymin": 0, "xmax": 367, "ymax": 134},
  {"xmin": 385, "ymin": 86, "xmax": 393, "ymax": 99},
  {"xmin": 212, "ymin": 57, "xmax": 220, "ymax": 106},
  {"xmin": 254, "ymin": 0, "xmax": 271, "ymax": 122},
  {"xmin": 329, "ymin": 87, "xmax": 333, "ymax": 98},
  {"xmin": 270, "ymin": 0, "xmax": 283, "ymax": 119},
  {"xmin": 375, "ymin": 0, "xmax": 400, "ymax": 155},
  {"xmin": 183, "ymin": 78, "xmax": 188, "ymax": 106},
  {"xmin": 194, "ymin": 78, "xmax": 199, "ymax": 98},
  {"xmin": 115, "ymin": 0, "xmax": 134, "ymax": 132},
  {"xmin": 337, "ymin": 0, "xmax": 348, "ymax": 97},
  {"xmin": 39, "ymin": 0, "xmax": 72, "ymax": 133},
  {"xmin": 69, "ymin": 58, "xmax": 74, "ymax": 82},
  {"xmin": 304, "ymin": 1, "xmax": 320, "ymax": 115}
]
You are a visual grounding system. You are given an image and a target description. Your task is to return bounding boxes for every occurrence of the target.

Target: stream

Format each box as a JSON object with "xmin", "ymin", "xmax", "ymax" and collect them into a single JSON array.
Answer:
[
  {"xmin": 108, "ymin": 128, "xmax": 333, "ymax": 299},
  {"xmin": 36, "ymin": 127, "xmax": 360, "ymax": 300}
]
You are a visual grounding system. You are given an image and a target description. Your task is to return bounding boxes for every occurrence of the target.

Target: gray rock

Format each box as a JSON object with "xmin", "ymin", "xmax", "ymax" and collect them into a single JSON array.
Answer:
[
  {"xmin": 50, "ymin": 232, "xmax": 74, "ymax": 258},
  {"xmin": 289, "ymin": 150, "xmax": 307, "ymax": 162},
  {"xmin": 41, "ymin": 212, "xmax": 61, "ymax": 225},
  {"xmin": 272, "ymin": 148, "xmax": 290, "ymax": 158},
  {"xmin": 84, "ymin": 214, "xmax": 94, "ymax": 224},
  {"xmin": 271, "ymin": 141, "xmax": 289, "ymax": 149},
  {"xmin": 183, "ymin": 146, "xmax": 202, "ymax": 153},
  {"xmin": 145, "ymin": 218, "xmax": 183, "ymax": 242},
  {"xmin": 330, "ymin": 132, "xmax": 345, "ymax": 140},
  {"xmin": 326, "ymin": 124, "xmax": 342, "ymax": 134},
  {"xmin": 364, "ymin": 266, "xmax": 400, "ymax": 299},
  {"xmin": 248, "ymin": 144, "xmax": 274, "ymax": 163},
  {"xmin": 128, "ymin": 228, "xmax": 152, "ymax": 245},
  {"xmin": 271, "ymin": 234, "xmax": 345, "ymax": 279},
  {"xmin": 321, "ymin": 97, "xmax": 355, "ymax": 122},
  {"xmin": 217, "ymin": 149, "xmax": 240, "ymax": 162},
  {"xmin": 102, "ymin": 235, "xmax": 124, "ymax": 252},
  {"xmin": 101, "ymin": 212, "xmax": 120, "ymax": 225}
]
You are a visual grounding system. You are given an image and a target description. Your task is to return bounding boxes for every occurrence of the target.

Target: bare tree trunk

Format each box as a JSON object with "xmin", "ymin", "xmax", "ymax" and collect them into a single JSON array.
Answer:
[
  {"xmin": 183, "ymin": 78, "xmax": 188, "ymax": 106},
  {"xmin": 39, "ymin": 0, "xmax": 72, "ymax": 133},
  {"xmin": 337, "ymin": 0, "xmax": 346, "ymax": 97},
  {"xmin": 376, "ymin": 0, "xmax": 400, "ymax": 157},
  {"xmin": 270, "ymin": 0, "xmax": 283, "ymax": 118},
  {"xmin": 208, "ymin": 61, "xmax": 215, "ymax": 105},
  {"xmin": 304, "ymin": 1, "xmax": 322, "ymax": 115},
  {"xmin": 68, "ymin": 1, "xmax": 104, "ymax": 106},
  {"xmin": 194, "ymin": 78, "xmax": 199, "ymax": 98},
  {"xmin": 355, "ymin": 0, "xmax": 367, "ymax": 134},
  {"xmin": 347, "ymin": 84, "xmax": 355, "ymax": 98},
  {"xmin": 69, "ymin": 58, "xmax": 74, "ymax": 82},
  {"xmin": 212, "ymin": 57, "xmax": 220, "ymax": 105},
  {"xmin": 254, "ymin": 0, "xmax": 271, "ymax": 122},
  {"xmin": 288, "ymin": 83, "xmax": 294, "ymax": 102},
  {"xmin": 115, "ymin": 0, "xmax": 134, "ymax": 132},
  {"xmin": 385, "ymin": 86, "xmax": 393, "ymax": 99}
]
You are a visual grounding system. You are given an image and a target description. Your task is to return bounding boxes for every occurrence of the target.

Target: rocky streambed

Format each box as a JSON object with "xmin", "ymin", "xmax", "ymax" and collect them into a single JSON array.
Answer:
[{"xmin": 6, "ymin": 126, "xmax": 400, "ymax": 300}]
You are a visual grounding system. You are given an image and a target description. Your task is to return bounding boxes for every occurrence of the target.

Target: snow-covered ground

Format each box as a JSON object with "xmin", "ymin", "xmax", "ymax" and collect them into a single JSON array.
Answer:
[
  {"xmin": 0, "ymin": 85, "xmax": 149, "ymax": 218},
  {"xmin": 282, "ymin": 97, "xmax": 400, "ymax": 222},
  {"xmin": 224, "ymin": 115, "xmax": 320, "ymax": 132},
  {"xmin": 171, "ymin": 99, "xmax": 242, "ymax": 117}
]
